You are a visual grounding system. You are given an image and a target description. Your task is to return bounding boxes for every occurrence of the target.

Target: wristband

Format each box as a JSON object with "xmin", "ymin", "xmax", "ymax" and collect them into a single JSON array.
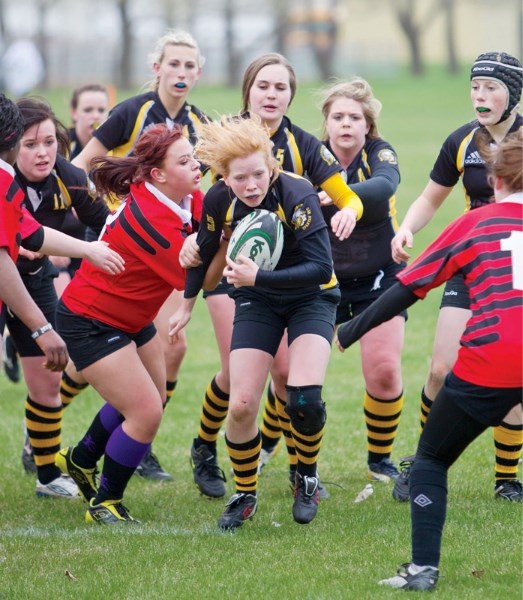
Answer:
[{"xmin": 31, "ymin": 323, "xmax": 53, "ymax": 340}]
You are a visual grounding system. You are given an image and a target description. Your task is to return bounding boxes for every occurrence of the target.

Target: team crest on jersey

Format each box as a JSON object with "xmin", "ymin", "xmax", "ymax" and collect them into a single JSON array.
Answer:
[
  {"xmin": 378, "ymin": 149, "xmax": 398, "ymax": 165},
  {"xmin": 87, "ymin": 177, "xmax": 98, "ymax": 200},
  {"xmin": 206, "ymin": 214, "xmax": 216, "ymax": 231},
  {"xmin": 291, "ymin": 204, "xmax": 312, "ymax": 230},
  {"xmin": 320, "ymin": 145, "xmax": 338, "ymax": 166}
]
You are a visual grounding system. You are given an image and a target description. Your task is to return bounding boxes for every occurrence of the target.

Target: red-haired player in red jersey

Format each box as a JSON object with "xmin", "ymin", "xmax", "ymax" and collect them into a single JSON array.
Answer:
[
  {"xmin": 336, "ymin": 130, "xmax": 523, "ymax": 592},
  {"xmin": 54, "ymin": 123, "xmax": 202, "ymax": 525}
]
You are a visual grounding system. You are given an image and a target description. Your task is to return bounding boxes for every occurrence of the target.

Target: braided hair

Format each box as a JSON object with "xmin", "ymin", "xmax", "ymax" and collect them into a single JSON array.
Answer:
[
  {"xmin": 470, "ymin": 52, "xmax": 522, "ymax": 123},
  {"xmin": 0, "ymin": 93, "xmax": 24, "ymax": 153}
]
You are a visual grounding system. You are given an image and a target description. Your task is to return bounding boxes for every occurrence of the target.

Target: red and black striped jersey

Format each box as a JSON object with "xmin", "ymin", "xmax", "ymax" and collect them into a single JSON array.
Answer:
[
  {"xmin": 429, "ymin": 114, "xmax": 522, "ymax": 211},
  {"xmin": 61, "ymin": 181, "xmax": 195, "ymax": 333},
  {"xmin": 398, "ymin": 198, "xmax": 523, "ymax": 388}
]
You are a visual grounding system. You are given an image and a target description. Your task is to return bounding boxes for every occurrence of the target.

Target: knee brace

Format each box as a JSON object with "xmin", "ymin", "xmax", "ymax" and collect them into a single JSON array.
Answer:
[{"xmin": 285, "ymin": 385, "xmax": 326, "ymax": 435}]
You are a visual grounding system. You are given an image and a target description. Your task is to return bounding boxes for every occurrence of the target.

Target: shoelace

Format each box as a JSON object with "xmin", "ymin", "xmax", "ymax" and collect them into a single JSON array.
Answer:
[{"xmin": 198, "ymin": 459, "xmax": 226, "ymax": 482}]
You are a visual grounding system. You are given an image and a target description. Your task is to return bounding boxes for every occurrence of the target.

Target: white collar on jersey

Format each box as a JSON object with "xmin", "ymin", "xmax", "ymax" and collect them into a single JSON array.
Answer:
[
  {"xmin": 499, "ymin": 191, "xmax": 523, "ymax": 204},
  {"xmin": 0, "ymin": 156, "xmax": 15, "ymax": 176},
  {"xmin": 145, "ymin": 181, "xmax": 193, "ymax": 225}
]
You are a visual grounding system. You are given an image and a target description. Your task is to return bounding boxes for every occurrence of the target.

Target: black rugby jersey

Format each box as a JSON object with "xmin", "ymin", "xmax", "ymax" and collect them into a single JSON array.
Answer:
[
  {"xmin": 269, "ymin": 115, "xmax": 342, "ymax": 186},
  {"xmin": 93, "ymin": 91, "xmax": 209, "ymax": 156},
  {"xmin": 321, "ymin": 138, "xmax": 400, "ymax": 279},
  {"xmin": 430, "ymin": 113, "xmax": 522, "ymax": 211},
  {"xmin": 185, "ymin": 172, "xmax": 335, "ymax": 298},
  {"xmin": 15, "ymin": 154, "xmax": 109, "ymax": 275}
]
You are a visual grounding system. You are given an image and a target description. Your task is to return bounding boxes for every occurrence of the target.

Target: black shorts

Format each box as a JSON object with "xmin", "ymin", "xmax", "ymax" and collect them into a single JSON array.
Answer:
[
  {"xmin": 6, "ymin": 261, "xmax": 59, "ymax": 357},
  {"xmin": 55, "ymin": 300, "xmax": 157, "ymax": 371},
  {"xmin": 444, "ymin": 372, "xmax": 522, "ymax": 426},
  {"xmin": 202, "ymin": 276, "xmax": 232, "ymax": 299},
  {"xmin": 230, "ymin": 286, "xmax": 340, "ymax": 355},
  {"xmin": 336, "ymin": 260, "xmax": 407, "ymax": 325},
  {"xmin": 439, "ymin": 273, "xmax": 470, "ymax": 310}
]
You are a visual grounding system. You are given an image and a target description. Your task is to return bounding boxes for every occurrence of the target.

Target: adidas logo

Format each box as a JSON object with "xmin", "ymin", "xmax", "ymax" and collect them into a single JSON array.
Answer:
[{"xmin": 464, "ymin": 150, "xmax": 484, "ymax": 165}]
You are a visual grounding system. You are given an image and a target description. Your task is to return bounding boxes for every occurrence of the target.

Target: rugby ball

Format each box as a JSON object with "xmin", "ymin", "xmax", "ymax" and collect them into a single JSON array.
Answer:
[{"xmin": 227, "ymin": 209, "xmax": 283, "ymax": 271}]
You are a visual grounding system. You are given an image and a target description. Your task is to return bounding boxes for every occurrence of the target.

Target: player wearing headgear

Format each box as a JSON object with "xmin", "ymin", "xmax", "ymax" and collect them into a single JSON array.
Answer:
[
  {"xmin": 338, "ymin": 129, "xmax": 523, "ymax": 592},
  {"xmin": 170, "ymin": 116, "xmax": 340, "ymax": 529},
  {"xmin": 390, "ymin": 51, "xmax": 523, "ymax": 503}
]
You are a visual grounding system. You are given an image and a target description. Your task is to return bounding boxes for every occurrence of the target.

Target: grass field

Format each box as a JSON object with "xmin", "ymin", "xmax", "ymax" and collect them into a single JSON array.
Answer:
[{"xmin": 1, "ymin": 67, "xmax": 521, "ymax": 600}]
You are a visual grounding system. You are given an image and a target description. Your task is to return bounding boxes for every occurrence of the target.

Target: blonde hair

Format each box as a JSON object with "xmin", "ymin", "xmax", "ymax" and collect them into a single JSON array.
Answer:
[
  {"xmin": 147, "ymin": 29, "xmax": 205, "ymax": 91},
  {"xmin": 195, "ymin": 115, "xmax": 280, "ymax": 179},
  {"xmin": 318, "ymin": 78, "xmax": 382, "ymax": 140}
]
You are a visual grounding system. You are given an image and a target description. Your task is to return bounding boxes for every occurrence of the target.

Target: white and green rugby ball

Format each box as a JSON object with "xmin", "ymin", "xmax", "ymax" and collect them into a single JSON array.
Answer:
[{"xmin": 227, "ymin": 209, "xmax": 283, "ymax": 271}]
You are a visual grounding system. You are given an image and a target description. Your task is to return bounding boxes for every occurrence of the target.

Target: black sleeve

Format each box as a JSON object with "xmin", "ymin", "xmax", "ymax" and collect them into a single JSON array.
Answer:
[
  {"xmin": 255, "ymin": 226, "xmax": 333, "ymax": 289},
  {"xmin": 337, "ymin": 282, "xmax": 418, "ymax": 348},
  {"xmin": 22, "ymin": 227, "xmax": 45, "ymax": 252}
]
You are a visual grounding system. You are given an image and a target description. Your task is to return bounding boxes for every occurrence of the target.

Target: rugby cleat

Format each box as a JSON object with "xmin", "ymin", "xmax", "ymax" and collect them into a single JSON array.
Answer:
[
  {"xmin": 292, "ymin": 473, "xmax": 319, "ymax": 524},
  {"xmin": 218, "ymin": 492, "xmax": 257, "ymax": 530},
  {"xmin": 368, "ymin": 457, "xmax": 400, "ymax": 483},
  {"xmin": 392, "ymin": 455, "xmax": 415, "ymax": 502},
  {"xmin": 36, "ymin": 474, "xmax": 81, "ymax": 499},
  {"xmin": 495, "ymin": 479, "xmax": 523, "ymax": 502},
  {"xmin": 190, "ymin": 440, "xmax": 226, "ymax": 498},
  {"xmin": 86, "ymin": 498, "xmax": 140, "ymax": 525},
  {"xmin": 135, "ymin": 448, "xmax": 173, "ymax": 481},
  {"xmin": 55, "ymin": 446, "xmax": 97, "ymax": 502},
  {"xmin": 379, "ymin": 563, "xmax": 439, "ymax": 591}
]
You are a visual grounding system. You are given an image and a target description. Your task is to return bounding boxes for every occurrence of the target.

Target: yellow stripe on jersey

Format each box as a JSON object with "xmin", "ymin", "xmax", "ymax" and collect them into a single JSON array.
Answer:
[
  {"xmin": 109, "ymin": 100, "xmax": 155, "ymax": 158},
  {"xmin": 54, "ymin": 175, "xmax": 73, "ymax": 209},
  {"xmin": 285, "ymin": 129, "xmax": 304, "ymax": 175},
  {"xmin": 456, "ymin": 128, "xmax": 477, "ymax": 213}
]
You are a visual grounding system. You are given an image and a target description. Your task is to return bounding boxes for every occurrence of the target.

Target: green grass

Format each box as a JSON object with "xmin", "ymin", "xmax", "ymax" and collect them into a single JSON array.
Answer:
[{"xmin": 2, "ymin": 68, "xmax": 521, "ymax": 599}]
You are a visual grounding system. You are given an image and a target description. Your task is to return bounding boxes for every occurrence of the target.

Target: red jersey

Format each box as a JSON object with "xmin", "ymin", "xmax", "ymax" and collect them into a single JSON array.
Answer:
[
  {"xmin": 0, "ymin": 160, "xmax": 41, "ymax": 312},
  {"xmin": 399, "ymin": 198, "xmax": 523, "ymax": 388},
  {"xmin": 61, "ymin": 181, "xmax": 193, "ymax": 333}
]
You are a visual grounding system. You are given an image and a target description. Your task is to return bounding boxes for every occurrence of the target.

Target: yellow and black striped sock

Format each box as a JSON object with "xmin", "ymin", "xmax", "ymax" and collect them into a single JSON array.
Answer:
[
  {"xmin": 225, "ymin": 431, "xmax": 261, "ymax": 493},
  {"xmin": 275, "ymin": 392, "xmax": 297, "ymax": 470},
  {"xmin": 494, "ymin": 421, "xmax": 523, "ymax": 483},
  {"xmin": 260, "ymin": 382, "xmax": 282, "ymax": 451},
  {"xmin": 165, "ymin": 380, "xmax": 177, "ymax": 405},
  {"xmin": 365, "ymin": 390, "xmax": 404, "ymax": 464},
  {"xmin": 420, "ymin": 387, "xmax": 433, "ymax": 431},
  {"xmin": 60, "ymin": 370, "xmax": 89, "ymax": 409},
  {"xmin": 25, "ymin": 395, "xmax": 62, "ymax": 483},
  {"xmin": 290, "ymin": 422, "xmax": 324, "ymax": 478},
  {"xmin": 197, "ymin": 375, "xmax": 229, "ymax": 448}
]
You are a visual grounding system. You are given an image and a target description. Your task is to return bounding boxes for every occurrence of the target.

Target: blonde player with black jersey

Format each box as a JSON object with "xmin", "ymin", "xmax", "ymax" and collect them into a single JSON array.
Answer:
[
  {"xmin": 183, "ymin": 53, "xmax": 361, "ymax": 500},
  {"xmin": 170, "ymin": 116, "xmax": 340, "ymax": 529},
  {"xmin": 319, "ymin": 77, "xmax": 405, "ymax": 483}
]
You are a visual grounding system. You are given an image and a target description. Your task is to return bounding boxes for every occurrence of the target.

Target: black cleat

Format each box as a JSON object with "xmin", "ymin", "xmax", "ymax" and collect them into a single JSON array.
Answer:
[
  {"xmin": 135, "ymin": 448, "xmax": 173, "ymax": 481},
  {"xmin": 292, "ymin": 473, "xmax": 319, "ymax": 524},
  {"xmin": 368, "ymin": 457, "xmax": 400, "ymax": 482},
  {"xmin": 218, "ymin": 492, "xmax": 257, "ymax": 530},
  {"xmin": 22, "ymin": 431, "xmax": 36, "ymax": 474},
  {"xmin": 3, "ymin": 335, "xmax": 20, "ymax": 383},
  {"xmin": 289, "ymin": 465, "xmax": 329, "ymax": 499},
  {"xmin": 190, "ymin": 439, "xmax": 226, "ymax": 498},
  {"xmin": 379, "ymin": 563, "xmax": 439, "ymax": 591},
  {"xmin": 392, "ymin": 455, "xmax": 415, "ymax": 502},
  {"xmin": 495, "ymin": 479, "xmax": 523, "ymax": 502}
]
